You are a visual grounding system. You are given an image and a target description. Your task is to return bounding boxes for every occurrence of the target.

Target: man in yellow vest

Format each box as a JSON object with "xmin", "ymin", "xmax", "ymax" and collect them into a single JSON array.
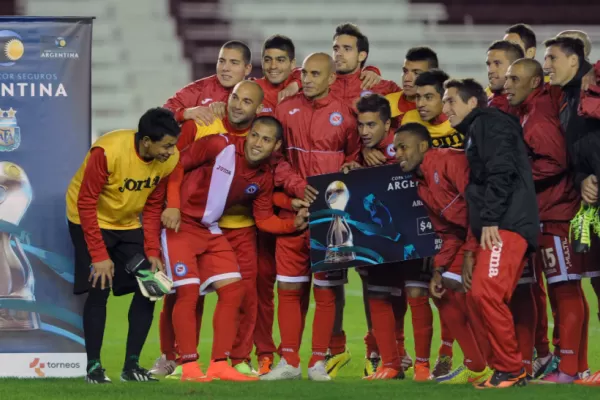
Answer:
[{"xmin": 66, "ymin": 107, "xmax": 180, "ymax": 384}]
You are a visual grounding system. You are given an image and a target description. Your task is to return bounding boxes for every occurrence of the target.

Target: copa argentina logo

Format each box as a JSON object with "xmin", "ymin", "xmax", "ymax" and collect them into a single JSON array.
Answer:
[
  {"xmin": 118, "ymin": 176, "xmax": 160, "ymax": 192},
  {"xmin": 0, "ymin": 107, "xmax": 20, "ymax": 151},
  {"xmin": 0, "ymin": 30, "xmax": 24, "ymax": 66},
  {"xmin": 40, "ymin": 36, "xmax": 79, "ymax": 59},
  {"xmin": 387, "ymin": 175, "xmax": 418, "ymax": 191}
]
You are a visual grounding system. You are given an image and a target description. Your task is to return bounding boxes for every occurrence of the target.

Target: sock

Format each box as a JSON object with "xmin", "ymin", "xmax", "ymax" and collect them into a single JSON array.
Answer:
[
  {"xmin": 195, "ymin": 295, "xmax": 205, "ymax": 348},
  {"xmin": 330, "ymin": 331, "xmax": 347, "ymax": 356},
  {"xmin": 124, "ymin": 291, "xmax": 156, "ymax": 370},
  {"xmin": 578, "ymin": 283, "xmax": 590, "ymax": 373},
  {"xmin": 533, "ymin": 272, "xmax": 550, "ymax": 357},
  {"xmin": 391, "ymin": 294, "xmax": 407, "ymax": 356},
  {"xmin": 298, "ymin": 284, "xmax": 310, "ymax": 350},
  {"xmin": 438, "ymin": 314, "xmax": 454, "ymax": 358},
  {"xmin": 83, "ymin": 288, "xmax": 110, "ymax": 365},
  {"xmin": 211, "ymin": 281, "xmax": 245, "ymax": 360},
  {"xmin": 408, "ymin": 296, "xmax": 433, "ymax": 365},
  {"xmin": 369, "ymin": 297, "xmax": 401, "ymax": 370},
  {"xmin": 159, "ymin": 294, "xmax": 177, "ymax": 360},
  {"xmin": 552, "ymin": 281, "xmax": 585, "ymax": 376},
  {"xmin": 231, "ymin": 276, "xmax": 257, "ymax": 364},
  {"xmin": 171, "ymin": 285, "xmax": 201, "ymax": 362},
  {"xmin": 364, "ymin": 330, "xmax": 378, "ymax": 357},
  {"xmin": 309, "ymin": 287, "xmax": 336, "ymax": 367},
  {"xmin": 278, "ymin": 288, "xmax": 302, "ymax": 367},
  {"xmin": 435, "ymin": 292, "xmax": 486, "ymax": 372},
  {"xmin": 509, "ymin": 285, "xmax": 536, "ymax": 376},
  {"xmin": 254, "ymin": 248, "xmax": 277, "ymax": 357}
]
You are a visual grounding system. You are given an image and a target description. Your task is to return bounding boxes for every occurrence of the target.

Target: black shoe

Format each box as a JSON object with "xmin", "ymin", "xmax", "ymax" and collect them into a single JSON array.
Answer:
[
  {"xmin": 121, "ymin": 365, "xmax": 158, "ymax": 382},
  {"xmin": 85, "ymin": 362, "xmax": 111, "ymax": 384},
  {"xmin": 476, "ymin": 369, "xmax": 528, "ymax": 389}
]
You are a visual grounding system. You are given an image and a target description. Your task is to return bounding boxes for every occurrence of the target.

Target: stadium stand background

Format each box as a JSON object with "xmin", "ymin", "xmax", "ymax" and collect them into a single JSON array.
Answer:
[{"xmin": 11, "ymin": 0, "xmax": 600, "ymax": 139}]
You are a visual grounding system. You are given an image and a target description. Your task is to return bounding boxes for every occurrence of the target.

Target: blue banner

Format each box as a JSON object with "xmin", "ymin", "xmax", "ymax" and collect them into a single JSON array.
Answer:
[
  {"xmin": 0, "ymin": 17, "xmax": 92, "ymax": 378},
  {"xmin": 307, "ymin": 164, "xmax": 441, "ymax": 273}
]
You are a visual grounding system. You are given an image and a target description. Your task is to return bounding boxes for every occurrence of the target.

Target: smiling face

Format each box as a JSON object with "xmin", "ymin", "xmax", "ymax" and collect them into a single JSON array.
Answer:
[
  {"xmin": 244, "ymin": 121, "xmax": 281, "ymax": 165},
  {"xmin": 415, "ymin": 84, "xmax": 443, "ymax": 123},
  {"xmin": 216, "ymin": 47, "xmax": 251, "ymax": 88},
  {"xmin": 262, "ymin": 48, "xmax": 294, "ymax": 85},
  {"xmin": 442, "ymin": 87, "xmax": 477, "ymax": 128},
  {"xmin": 393, "ymin": 130, "xmax": 428, "ymax": 173},
  {"xmin": 226, "ymin": 82, "xmax": 263, "ymax": 125},
  {"xmin": 486, "ymin": 49, "xmax": 511, "ymax": 92},
  {"xmin": 543, "ymin": 45, "xmax": 579, "ymax": 87}
]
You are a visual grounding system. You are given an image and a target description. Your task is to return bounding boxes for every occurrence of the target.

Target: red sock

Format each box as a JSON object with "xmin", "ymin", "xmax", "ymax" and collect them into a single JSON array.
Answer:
[
  {"xmin": 330, "ymin": 331, "xmax": 346, "ymax": 356},
  {"xmin": 509, "ymin": 285, "xmax": 536, "ymax": 375},
  {"xmin": 438, "ymin": 314, "xmax": 454, "ymax": 358},
  {"xmin": 435, "ymin": 292, "xmax": 486, "ymax": 372},
  {"xmin": 211, "ymin": 281, "xmax": 245, "ymax": 360},
  {"xmin": 172, "ymin": 285, "xmax": 201, "ymax": 362},
  {"xmin": 364, "ymin": 330, "xmax": 378, "ymax": 357},
  {"xmin": 408, "ymin": 296, "xmax": 433, "ymax": 365},
  {"xmin": 159, "ymin": 294, "xmax": 177, "ymax": 360},
  {"xmin": 548, "ymin": 284, "xmax": 560, "ymax": 355},
  {"xmin": 391, "ymin": 294, "xmax": 407, "ymax": 356},
  {"xmin": 231, "ymin": 276, "xmax": 257, "ymax": 364},
  {"xmin": 278, "ymin": 288, "xmax": 302, "ymax": 367},
  {"xmin": 309, "ymin": 287, "xmax": 336, "ymax": 367},
  {"xmin": 578, "ymin": 283, "xmax": 589, "ymax": 373},
  {"xmin": 551, "ymin": 281, "xmax": 586, "ymax": 376},
  {"xmin": 195, "ymin": 295, "xmax": 205, "ymax": 348},
  {"xmin": 299, "ymin": 284, "xmax": 310, "ymax": 349},
  {"xmin": 254, "ymin": 241, "xmax": 277, "ymax": 357},
  {"xmin": 533, "ymin": 265, "xmax": 550, "ymax": 357},
  {"xmin": 369, "ymin": 297, "xmax": 401, "ymax": 370}
]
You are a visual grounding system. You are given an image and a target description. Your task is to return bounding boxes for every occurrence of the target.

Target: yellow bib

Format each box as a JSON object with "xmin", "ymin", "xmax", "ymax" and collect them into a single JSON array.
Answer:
[{"xmin": 401, "ymin": 110, "xmax": 464, "ymax": 149}]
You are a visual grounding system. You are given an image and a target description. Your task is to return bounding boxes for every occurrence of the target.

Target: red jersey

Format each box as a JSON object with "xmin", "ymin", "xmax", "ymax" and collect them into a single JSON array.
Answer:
[
  {"xmin": 171, "ymin": 134, "xmax": 296, "ymax": 235},
  {"xmin": 415, "ymin": 148, "xmax": 478, "ymax": 269},
  {"xmin": 371, "ymin": 130, "xmax": 397, "ymax": 165},
  {"xmin": 330, "ymin": 69, "xmax": 400, "ymax": 109},
  {"xmin": 488, "ymin": 91, "xmax": 513, "ymax": 114},
  {"xmin": 164, "ymin": 75, "xmax": 230, "ymax": 122},
  {"xmin": 274, "ymin": 92, "xmax": 360, "ymax": 200},
  {"xmin": 255, "ymin": 68, "xmax": 302, "ymax": 116},
  {"xmin": 516, "ymin": 87, "xmax": 580, "ymax": 237}
]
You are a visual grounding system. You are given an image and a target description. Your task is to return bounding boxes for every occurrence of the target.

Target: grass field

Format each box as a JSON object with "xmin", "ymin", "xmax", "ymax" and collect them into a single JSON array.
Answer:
[{"xmin": 1, "ymin": 274, "xmax": 599, "ymax": 399}]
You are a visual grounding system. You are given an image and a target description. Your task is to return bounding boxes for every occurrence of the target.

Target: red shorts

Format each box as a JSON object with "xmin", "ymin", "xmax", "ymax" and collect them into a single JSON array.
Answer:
[
  {"xmin": 275, "ymin": 230, "xmax": 347, "ymax": 286},
  {"xmin": 366, "ymin": 262, "xmax": 403, "ymax": 296},
  {"xmin": 537, "ymin": 233, "xmax": 583, "ymax": 284},
  {"xmin": 583, "ymin": 235, "xmax": 600, "ymax": 278},
  {"xmin": 441, "ymin": 247, "xmax": 466, "ymax": 284},
  {"xmin": 161, "ymin": 227, "xmax": 241, "ymax": 295},
  {"xmin": 223, "ymin": 226, "xmax": 257, "ymax": 281}
]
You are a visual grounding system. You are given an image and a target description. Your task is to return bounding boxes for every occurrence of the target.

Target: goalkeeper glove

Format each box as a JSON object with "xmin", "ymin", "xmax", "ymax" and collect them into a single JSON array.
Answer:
[{"xmin": 136, "ymin": 270, "xmax": 173, "ymax": 301}]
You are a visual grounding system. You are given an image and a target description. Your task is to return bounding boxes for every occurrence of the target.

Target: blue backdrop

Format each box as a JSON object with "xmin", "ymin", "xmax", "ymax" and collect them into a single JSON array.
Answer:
[{"xmin": 0, "ymin": 17, "xmax": 92, "ymax": 377}]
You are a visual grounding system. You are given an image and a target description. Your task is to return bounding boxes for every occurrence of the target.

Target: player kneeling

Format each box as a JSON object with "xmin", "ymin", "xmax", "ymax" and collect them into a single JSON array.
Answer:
[
  {"xmin": 161, "ymin": 117, "xmax": 309, "ymax": 382},
  {"xmin": 394, "ymin": 123, "xmax": 492, "ymax": 384}
]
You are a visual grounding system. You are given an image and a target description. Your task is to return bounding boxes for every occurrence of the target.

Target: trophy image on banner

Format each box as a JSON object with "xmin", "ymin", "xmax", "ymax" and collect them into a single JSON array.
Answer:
[
  {"xmin": 0, "ymin": 162, "xmax": 40, "ymax": 331},
  {"xmin": 324, "ymin": 180, "xmax": 356, "ymax": 263}
]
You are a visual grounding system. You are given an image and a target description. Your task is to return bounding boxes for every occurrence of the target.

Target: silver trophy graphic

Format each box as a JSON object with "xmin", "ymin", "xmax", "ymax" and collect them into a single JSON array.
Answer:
[
  {"xmin": 324, "ymin": 180, "xmax": 356, "ymax": 263},
  {"xmin": 0, "ymin": 161, "xmax": 40, "ymax": 330}
]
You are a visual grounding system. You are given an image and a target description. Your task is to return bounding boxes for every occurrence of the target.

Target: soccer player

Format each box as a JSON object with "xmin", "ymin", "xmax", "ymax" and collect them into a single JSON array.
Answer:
[
  {"xmin": 162, "ymin": 117, "xmax": 309, "ymax": 382},
  {"xmin": 66, "ymin": 108, "xmax": 180, "ymax": 383},
  {"xmin": 394, "ymin": 122, "xmax": 492, "ymax": 385},
  {"xmin": 261, "ymin": 53, "xmax": 360, "ymax": 381},
  {"xmin": 505, "ymin": 58, "xmax": 589, "ymax": 384},
  {"xmin": 485, "ymin": 40, "xmax": 524, "ymax": 112},
  {"xmin": 503, "ymin": 23, "xmax": 537, "ymax": 59},
  {"xmin": 443, "ymin": 78, "xmax": 539, "ymax": 388}
]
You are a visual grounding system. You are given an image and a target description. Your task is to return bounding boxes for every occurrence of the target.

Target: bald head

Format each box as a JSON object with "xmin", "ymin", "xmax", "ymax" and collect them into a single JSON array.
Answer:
[
  {"xmin": 227, "ymin": 80, "xmax": 264, "ymax": 126},
  {"xmin": 513, "ymin": 58, "xmax": 544, "ymax": 83},
  {"xmin": 233, "ymin": 80, "xmax": 264, "ymax": 104},
  {"xmin": 301, "ymin": 53, "xmax": 337, "ymax": 100},
  {"xmin": 505, "ymin": 58, "xmax": 544, "ymax": 106},
  {"xmin": 557, "ymin": 30, "xmax": 591, "ymax": 59}
]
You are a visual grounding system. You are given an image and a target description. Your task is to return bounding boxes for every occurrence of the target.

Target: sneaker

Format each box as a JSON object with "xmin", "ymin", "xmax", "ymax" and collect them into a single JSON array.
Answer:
[
  {"xmin": 166, "ymin": 364, "xmax": 182, "ymax": 380},
  {"xmin": 431, "ymin": 356, "xmax": 452, "ymax": 378},
  {"xmin": 532, "ymin": 353, "xmax": 553, "ymax": 379},
  {"xmin": 260, "ymin": 358, "xmax": 302, "ymax": 381},
  {"xmin": 532, "ymin": 370, "xmax": 576, "ymax": 384},
  {"xmin": 325, "ymin": 349, "xmax": 351, "ymax": 378},
  {"xmin": 413, "ymin": 363, "xmax": 431, "ymax": 382},
  {"xmin": 85, "ymin": 362, "xmax": 111, "ymax": 384},
  {"xmin": 149, "ymin": 354, "xmax": 177, "ymax": 377},
  {"xmin": 308, "ymin": 361, "xmax": 331, "ymax": 381},
  {"xmin": 401, "ymin": 352, "xmax": 414, "ymax": 371},
  {"xmin": 363, "ymin": 366, "xmax": 405, "ymax": 380},
  {"xmin": 258, "ymin": 356, "xmax": 273, "ymax": 376},
  {"xmin": 234, "ymin": 361, "xmax": 259, "ymax": 377},
  {"xmin": 121, "ymin": 365, "xmax": 158, "ymax": 382},
  {"xmin": 436, "ymin": 365, "xmax": 492, "ymax": 385},
  {"xmin": 475, "ymin": 369, "xmax": 527, "ymax": 389},
  {"xmin": 575, "ymin": 370, "xmax": 600, "ymax": 386},
  {"xmin": 181, "ymin": 362, "xmax": 212, "ymax": 383},
  {"xmin": 206, "ymin": 360, "xmax": 258, "ymax": 381},
  {"xmin": 363, "ymin": 352, "xmax": 381, "ymax": 377}
]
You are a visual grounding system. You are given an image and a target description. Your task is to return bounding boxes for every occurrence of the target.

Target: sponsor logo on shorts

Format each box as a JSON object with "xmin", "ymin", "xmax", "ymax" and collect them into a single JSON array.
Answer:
[
  {"xmin": 488, "ymin": 243, "xmax": 502, "ymax": 278},
  {"xmin": 329, "ymin": 112, "xmax": 343, "ymax": 126},
  {"xmin": 174, "ymin": 263, "xmax": 187, "ymax": 277},
  {"xmin": 561, "ymin": 237, "xmax": 572, "ymax": 269},
  {"xmin": 245, "ymin": 183, "xmax": 259, "ymax": 195}
]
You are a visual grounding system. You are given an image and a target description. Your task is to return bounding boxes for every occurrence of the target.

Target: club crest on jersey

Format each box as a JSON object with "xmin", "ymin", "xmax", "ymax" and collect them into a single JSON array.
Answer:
[
  {"xmin": 174, "ymin": 263, "xmax": 187, "ymax": 277},
  {"xmin": 434, "ymin": 171, "xmax": 440, "ymax": 184},
  {"xmin": 386, "ymin": 143, "xmax": 396, "ymax": 157},
  {"xmin": 329, "ymin": 112, "xmax": 343, "ymax": 126},
  {"xmin": 245, "ymin": 183, "xmax": 259, "ymax": 195},
  {"xmin": 360, "ymin": 90, "xmax": 373, "ymax": 97}
]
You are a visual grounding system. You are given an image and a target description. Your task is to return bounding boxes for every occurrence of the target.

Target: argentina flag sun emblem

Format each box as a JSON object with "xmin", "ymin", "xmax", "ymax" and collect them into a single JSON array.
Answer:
[{"xmin": 0, "ymin": 107, "xmax": 20, "ymax": 152}]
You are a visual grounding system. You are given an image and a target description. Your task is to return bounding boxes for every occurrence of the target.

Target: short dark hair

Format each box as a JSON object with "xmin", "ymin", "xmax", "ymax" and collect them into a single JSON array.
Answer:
[
  {"xmin": 222, "ymin": 40, "xmax": 252, "ymax": 65},
  {"xmin": 415, "ymin": 69, "xmax": 450, "ymax": 96},
  {"xmin": 444, "ymin": 78, "xmax": 488, "ymax": 108},
  {"xmin": 505, "ymin": 23, "xmax": 537, "ymax": 51},
  {"xmin": 512, "ymin": 58, "xmax": 544, "ymax": 86},
  {"xmin": 137, "ymin": 108, "xmax": 180, "ymax": 142},
  {"xmin": 543, "ymin": 36, "xmax": 585, "ymax": 63},
  {"xmin": 487, "ymin": 40, "xmax": 525, "ymax": 63},
  {"xmin": 262, "ymin": 35, "xmax": 295, "ymax": 61},
  {"xmin": 253, "ymin": 115, "xmax": 283, "ymax": 140},
  {"xmin": 395, "ymin": 122, "xmax": 431, "ymax": 143},
  {"xmin": 356, "ymin": 94, "xmax": 391, "ymax": 123},
  {"xmin": 334, "ymin": 23, "xmax": 369, "ymax": 67},
  {"xmin": 405, "ymin": 47, "xmax": 439, "ymax": 69}
]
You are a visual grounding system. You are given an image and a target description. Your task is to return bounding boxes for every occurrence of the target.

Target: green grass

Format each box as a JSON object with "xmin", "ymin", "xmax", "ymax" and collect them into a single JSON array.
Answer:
[{"xmin": 1, "ymin": 275, "xmax": 599, "ymax": 399}]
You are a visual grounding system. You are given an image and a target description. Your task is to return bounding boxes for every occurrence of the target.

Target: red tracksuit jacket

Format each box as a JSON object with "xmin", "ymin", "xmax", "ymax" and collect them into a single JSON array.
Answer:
[
  {"xmin": 330, "ymin": 69, "xmax": 400, "ymax": 109},
  {"xmin": 274, "ymin": 92, "xmax": 360, "ymax": 203},
  {"xmin": 488, "ymin": 91, "xmax": 513, "ymax": 114},
  {"xmin": 516, "ymin": 87, "xmax": 580, "ymax": 237},
  {"xmin": 163, "ymin": 75, "xmax": 231, "ymax": 122},
  {"xmin": 255, "ymin": 68, "xmax": 302, "ymax": 116},
  {"xmin": 416, "ymin": 148, "xmax": 478, "ymax": 269}
]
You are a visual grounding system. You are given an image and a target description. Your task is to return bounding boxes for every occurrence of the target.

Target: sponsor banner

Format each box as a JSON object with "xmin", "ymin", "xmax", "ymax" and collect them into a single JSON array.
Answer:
[{"xmin": 0, "ymin": 353, "xmax": 86, "ymax": 378}]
